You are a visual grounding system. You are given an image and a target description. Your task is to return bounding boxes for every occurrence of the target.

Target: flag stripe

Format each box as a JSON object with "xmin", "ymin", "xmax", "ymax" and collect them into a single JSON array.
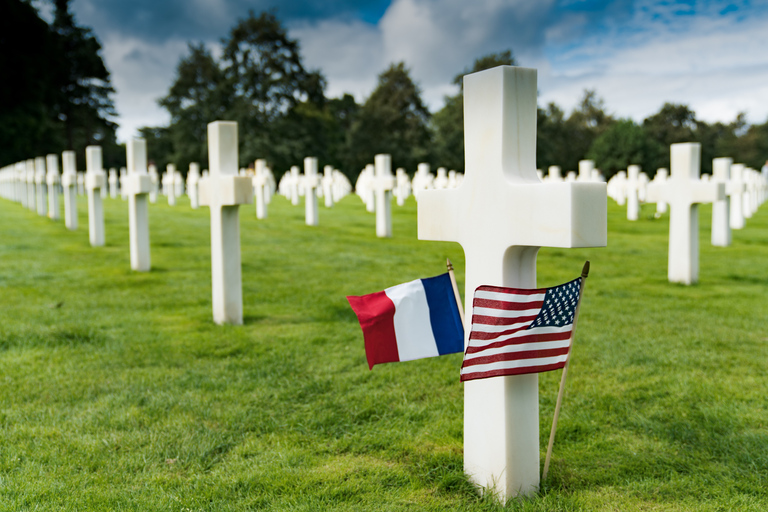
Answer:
[
  {"xmin": 463, "ymin": 347, "xmax": 571, "ymax": 367},
  {"xmin": 474, "ymin": 288, "xmax": 545, "ymax": 299},
  {"xmin": 469, "ymin": 324, "xmax": 571, "ymax": 343},
  {"xmin": 465, "ymin": 332, "xmax": 571, "ymax": 358},
  {"xmin": 347, "ymin": 291, "xmax": 399, "ymax": 370},
  {"xmin": 461, "ymin": 354, "xmax": 569, "ymax": 375},
  {"xmin": 472, "ymin": 299, "xmax": 544, "ymax": 311},
  {"xmin": 385, "ymin": 280, "xmax": 439, "ymax": 362},
  {"xmin": 461, "ymin": 362, "xmax": 569, "ymax": 381},
  {"xmin": 464, "ymin": 336, "xmax": 572, "ymax": 357},
  {"xmin": 422, "ymin": 274, "xmax": 465, "ymax": 355}
]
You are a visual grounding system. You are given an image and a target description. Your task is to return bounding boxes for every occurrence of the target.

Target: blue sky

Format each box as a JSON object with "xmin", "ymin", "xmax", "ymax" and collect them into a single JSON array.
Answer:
[{"xmin": 45, "ymin": 0, "xmax": 768, "ymax": 142}]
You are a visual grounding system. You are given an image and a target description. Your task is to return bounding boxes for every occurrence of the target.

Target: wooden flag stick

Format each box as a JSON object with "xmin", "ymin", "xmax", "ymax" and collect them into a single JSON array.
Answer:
[
  {"xmin": 446, "ymin": 258, "xmax": 465, "ymax": 329},
  {"xmin": 542, "ymin": 260, "xmax": 590, "ymax": 482}
]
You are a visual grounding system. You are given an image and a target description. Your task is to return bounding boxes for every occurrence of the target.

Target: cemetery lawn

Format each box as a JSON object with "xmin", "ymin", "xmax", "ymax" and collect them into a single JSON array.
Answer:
[{"xmin": 1, "ymin": 195, "xmax": 767, "ymax": 512}]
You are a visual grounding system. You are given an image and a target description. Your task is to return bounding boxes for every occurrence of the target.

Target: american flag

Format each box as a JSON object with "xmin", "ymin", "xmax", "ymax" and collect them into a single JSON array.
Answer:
[{"xmin": 460, "ymin": 277, "xmax": 582, "ymax": 382}]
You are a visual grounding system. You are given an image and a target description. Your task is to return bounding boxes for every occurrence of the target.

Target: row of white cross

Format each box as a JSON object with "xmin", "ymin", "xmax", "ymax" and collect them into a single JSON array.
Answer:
[
  {"xmin": 0, "ymin": 65, "xmax": 763, "ymax": 503},
  {"xmin": 604, "ymin": 152, "xmax": 768, "ymax": 284}
]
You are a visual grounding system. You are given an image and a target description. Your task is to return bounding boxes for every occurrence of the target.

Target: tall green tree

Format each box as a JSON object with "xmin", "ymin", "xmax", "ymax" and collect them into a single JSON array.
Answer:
[
  {"xmin": 158, "ymin": 43, "xmax": 228, "ymax": 175},
  {"xmin": 346, "ymin": 62, "xmax": 432, "ymax": 174},
  {"xmin": 51, "ymin": 0, "xmax": 120, "ymax": 166},
  {"xmin": 432, "ymin": 50, "xmax": 516, "ymax": 172},
  {"xmin": 220, "ymin": 10, "xmax": 326, "ymax": 170},
  {"xmin": 587, "ymin": 118, "xmax": 662, "ymax": 179},
  {"xmin": 0, "ymin": 0, "xmax": 119, "ymax": 166}
]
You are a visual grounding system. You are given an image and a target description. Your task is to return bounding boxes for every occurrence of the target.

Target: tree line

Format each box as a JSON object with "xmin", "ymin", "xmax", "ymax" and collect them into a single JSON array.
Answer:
[{"xmin": 3, "ymin": 3, "xmax": 767, "ymax": 181}]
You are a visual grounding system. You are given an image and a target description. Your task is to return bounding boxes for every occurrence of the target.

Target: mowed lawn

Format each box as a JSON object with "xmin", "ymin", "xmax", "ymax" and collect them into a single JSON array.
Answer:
[{"xmin": 0, "ymin": 190, "xmax": 767, "ymax": 511}]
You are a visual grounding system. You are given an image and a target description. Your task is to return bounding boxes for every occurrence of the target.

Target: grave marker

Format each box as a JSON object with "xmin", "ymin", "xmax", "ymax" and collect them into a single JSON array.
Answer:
[
  {"xmin": 125, "ymin": 138, "xmax": 153, "ymax": 271},
  {"xmin": 35, "ymin": 157, "xmax": 47, "ymax": 216},
  {"xmin": 304, "ymin": 157, "xmax": 319, "ymax": 226},
  {"xmin": 198, "ymin": 121, "xmax": 253, "ymax": 325},
  {"xmin": 61, "ymin": 151, "xmax": 78, "ymax": 230},
  {"xmin": 418, "ymin": 66, "xmax": 606, "ymax": 499},
  {"xmin": 253, "ymin": 159, "xmax": 269, "ymax": 219},
  {"xmin": 85, "ymin": 146, "xmax": 106, "ymax": 246},
  {"xmin": 373, "ymin": 154, "xmax": 394, "ymax": 238},
  {"xmin": 626, "ymin": 165, "xmax": 642, "ymax": 221},
  {"xmin": 711, "ymin": 157, "xmax": 732, "ymax": 247},
  {"xmin": 188, "ymin": 163, "xmax": 201, "ymax": 209},
  {"xmin": 46, "ymin": 154, "xmax": 60, "ymax": 220},
  {"xmin": 729, "ymin": 164, "xmax": 745, "ymax": 229},
  {"xmin": 647, "ymin": 143, "xmax": 724, "ymax": 284}
]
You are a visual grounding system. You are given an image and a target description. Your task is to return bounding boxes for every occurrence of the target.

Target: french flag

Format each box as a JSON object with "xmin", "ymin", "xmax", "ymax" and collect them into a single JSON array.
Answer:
[{"xmin": 347, "ymin": 273, "xmax": 465, "ymax": 369}]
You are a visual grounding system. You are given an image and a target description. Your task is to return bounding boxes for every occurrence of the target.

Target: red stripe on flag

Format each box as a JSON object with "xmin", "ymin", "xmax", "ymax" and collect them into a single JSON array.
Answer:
[
  {"xmin": 472, "ymin": 298, "xmax": 543, "ymax": 311},
  {"xmin": 347, "ymin": 291, "xmax": 399, "ymax": 369},
  {"xmin": 465, "ymin": 330, "xmax": 573, "ymax": 353},
  {"xmin": 468, "ymin": 318, "xmax": 539, "ymax": 341},
  {"xmin": 476, "ymin": 285, "xmax": 544, "ymax": 295},
  {"xmin": 471, "ymin": 314, "xmax": 538, "ymax": 326},
  {"xmin": 462, "ymin": 346, "xmax": 570, "ymax": 367},
  {"xmin": 461, "ymin": 362, "xmax": 568, "ymax": 382}
]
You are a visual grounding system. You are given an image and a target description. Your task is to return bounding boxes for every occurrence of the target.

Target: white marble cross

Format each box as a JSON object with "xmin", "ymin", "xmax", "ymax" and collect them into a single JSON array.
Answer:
[
  {"xmin": 626, "ymin": 165, "xmax": 642, "ymax": 221},
  {"xmin": 322, "ymin": 165, "xmax": 334, "ymax": 208},
  {"xmin": 85, "ymin": 146, "xmax": 107, "ymax": 246},
  {"xmin": 108, "ymin": 169, "xmax": 119, "ymax": 198},
  {"xmin": 547, "ymin": 165, "xmax": 562, "ymax": 182},
  {"xmin": 434, "ymin": 167, "xmax": 449, "ymax": 189},
  {"xmin": 578, "ymin": 160, "xmax": 594, "ymax": 181},
  {"xmin": 373, "ymin": 154, "xmax": 395, "ymax": 238},
  {"xmin": 253, "ymin": 159, "xmax": 269, "ymax": 219},
  {"xmin": 148, "ymin": 164, "xmax": 159, "ymax": 203},
  {"xmin": 290, "ymin": 165, "xmax": 301, "ymax": 205},
  {"xmin": 652, "ymin": 168, "xmax": 668, "ymax": 216},
  {"xmin": 125, "ymin": 138, "xmax": 153, "ymax": 271},
  {"xmin": 61, "ymin": 151, "xmax": 78, "ymax": 230},
  {"xmin": 729, "ymin": 163, "xmax": 746, "ymax": 229},
  {"xmin": 711, "ymin": 157, "xmax": 732, "ymax": 247},
  {"xmin": 418, "ymin": 66, "xmax": 607, "ymax": 500},
  {"xmin": 26, "ymin": 159, "xmax": 37, "ymax": 211},
  {"xmin": 46, "ymin": 154, "xmax": 61, "ymax": 220},
  {"xmin": 304, "ymin": 157, "xmax": 320, "ymax": 226},
  {"xmin": 646, "ymin": 143, "xmax": 724, "ymax": 284},
  {"xmin": 166, "ymin": 164, "xmax": 177, "ymax": 205},
  {"xmin": 394, "ymin": 168, "xmax": 411, "ymax": 206},
  {"xmin": 35, "ymin": 157, "xmax": 47, "ymax": 216},
  {"xmin": 188, "ymin": 163, "xmax": 201, "ymax": 209},
  {"xmin": 198, "ymin": 121, "xmax": 254, "ymax": 325}
]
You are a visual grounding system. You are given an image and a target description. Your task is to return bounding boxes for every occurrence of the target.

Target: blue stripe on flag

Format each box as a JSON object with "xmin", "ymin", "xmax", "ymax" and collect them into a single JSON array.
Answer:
[{"xmin": 422, "ymin": 274, "xmax": 465, "ymax": 355}]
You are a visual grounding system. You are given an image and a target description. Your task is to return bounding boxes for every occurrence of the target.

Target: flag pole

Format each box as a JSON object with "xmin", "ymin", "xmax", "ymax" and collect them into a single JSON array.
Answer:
[
  {"xmin": 446, "ymin": 258, "xmax": 465, "ymax": 329},
  {"xmin": 542, "ymin": 260, "xmax": 590, "ymax": 482}
]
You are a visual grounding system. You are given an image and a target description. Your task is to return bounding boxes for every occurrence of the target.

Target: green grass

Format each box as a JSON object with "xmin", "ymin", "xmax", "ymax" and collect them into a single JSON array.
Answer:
[{"xmin": 1, "ymin": 192, "xmax": 767, "ymax": 511}]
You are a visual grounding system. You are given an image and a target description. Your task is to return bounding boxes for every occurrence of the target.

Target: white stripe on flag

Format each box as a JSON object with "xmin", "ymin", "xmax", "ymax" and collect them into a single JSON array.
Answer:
[
  {"xmin": 474, "ymin": 290, "xmax": 546, "ymax": 302},
  {"xmin": 385, "ymin": 279, "xmax": 439, "ymax": 362},
  {"xmin": 463, "ymin": 338, "xmax": 572, "ymax": 361},
  {"xmin": 468, "ymin": 325, "xmax": 573, "ymax": 347},
  {"xmin": 472, "ymin": 306, "xmax": 542, "ymax": 318},
  {"xmin": 460, "ymin": 354, "xmax": 569, "ymax": 376}
]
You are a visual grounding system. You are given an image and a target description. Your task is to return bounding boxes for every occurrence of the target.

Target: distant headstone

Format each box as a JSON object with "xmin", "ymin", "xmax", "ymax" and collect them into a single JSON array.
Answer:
[
  {"xmin": 729, "ymin": 164, "xmax": 746, "ymax": 229},
  {"xmin": 85, "ymin": 146, "xmax": 107, "ymax": 246},
  {"xmin": 290, "ymin": 165, "xmax": 301, "ymax": 205},
  {"xmin": 626, "ymin": 165, "xmax": 642, "ymax": 221},
  {"xmin": 120, "ymin": 167, "xmax": 129, "ymax": 200},
  {"xmin": 124, "ymin": 139, "xmax": 153, "ymax": 271},
  {"xmin": 394, "ymin": 168, "xmax": 411, "ymax": 206},
  {"xmin": 322, "ymin": 165, "xmax": 334, "ymax": 208},
  {"xmin": 253, "ymin": 159, "xmax": 269, "ymax": 219},
  {"xmin": 108, "ymin": 168, "xmax": 119, "ymax": 198},
  {"xmin": 165, "ymin": 164, "xmax": 177, "ymax": 206},
  {"xmin": 411, "ymin": 163, "xmax": 433, "ymax": 199},
  {"xmin": 46, "ymin": 154, "xmax": 61, "ymax": 220},
  {"xmin": 148, "ymin": 164, "xmax": 159, "ymax": 203},
  {"xmin": 547, "ymin": 165, "xmax": 562, "ymax": 182},
  {"xmin": 651, "ymin": 169, "xmax": 669, "ymax": 216},
  {"xmin": 373, "ymin": 154, "xmax": 394, "ymax": 238},
  {"xmin": 434, "ymin": 167, "xmax": 449, "ymax": 189},
  {"xmin": 35, "ymin": 157, "xmax": 47, "ymax": 216},
  {"xmin": 187, "ymin": 163, "xmax": 201, "ymax": 209},
  {"xmin": 61, "ymin": 151, "xmax": 78, "ymax": 230},
  {"xmin": 578, "ymin": 160, "xmax": 594, "ymax": 181},
  {"xmin": 711, "ymin": 157, "xmax": 732, "ymax": 246},
  {"xmin": 304, "ymin": 157, "xmax": 320, "ymax": 226},
  {"xmin": 198, "ymin": 121, "xmax": 254, "ymax": 325},
  {"xmin": 418, "ymin": 66, "xmax": 607, "ymax": 500},
  {"xmin": 26, "ymin": 159, "xmax": 37, "ymax": 211},
  {"xmin": 647, "ymin": 143, "xmax": 724, "ymax": 284}
]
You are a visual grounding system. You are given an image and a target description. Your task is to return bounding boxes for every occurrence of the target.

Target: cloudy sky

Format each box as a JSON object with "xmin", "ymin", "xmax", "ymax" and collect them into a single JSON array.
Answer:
[{"xmin": 46, "ymin": 0, "xmax": 768, "ymax": 142}]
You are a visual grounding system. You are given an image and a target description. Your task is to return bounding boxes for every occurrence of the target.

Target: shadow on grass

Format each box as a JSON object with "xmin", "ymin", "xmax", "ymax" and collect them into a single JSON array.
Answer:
[{"xmin": 0, "ymin": 325, "xmax": 104, "ymax": 350}]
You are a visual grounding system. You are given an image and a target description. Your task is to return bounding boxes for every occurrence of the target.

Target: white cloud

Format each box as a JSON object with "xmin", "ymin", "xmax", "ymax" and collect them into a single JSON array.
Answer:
[{"xmin": 101, "ymin": 35, "xmax": 193, "ymax": 142}]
